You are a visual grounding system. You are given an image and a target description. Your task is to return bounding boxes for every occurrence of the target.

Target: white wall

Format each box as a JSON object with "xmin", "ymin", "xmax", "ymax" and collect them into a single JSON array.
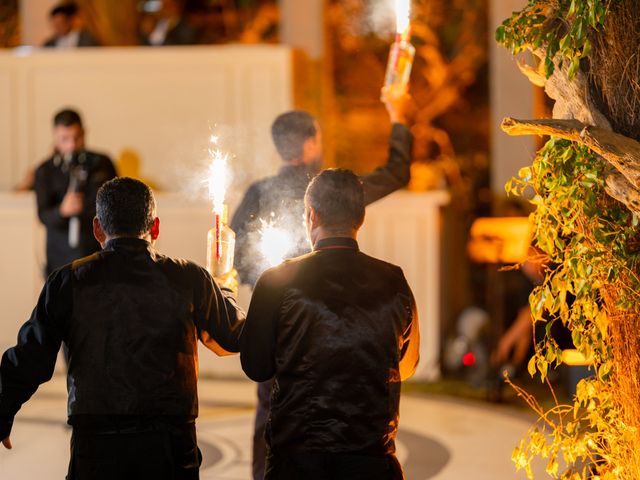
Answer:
[
  {"xmin": 489, "ymin": 0, "xmax": 536, "ymax": 194},
  {"xmin": 0, "ymin": 46, "xmax": 292, "ymax": 211},
  {"xmin": 20, "ymin": 0, "xmax": 59, "ymax": 46}
]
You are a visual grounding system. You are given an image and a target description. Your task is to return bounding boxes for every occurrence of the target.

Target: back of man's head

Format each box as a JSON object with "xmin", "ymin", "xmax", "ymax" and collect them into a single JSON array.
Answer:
[
  {"xmin": 305, "ymin": 168, "xmax": 365, "ymax": 233},
  {"xmin": 50, "ymin": 2, "xmax": 78, "ymax": 18},
  {"xmin": 53, "ymin": 109, "xmax": 82, "ymax": 128},
  {"xmin": 97, "ymin": 177, "xmax": 156, "ymax": 238},
  {"xmin": 271, "ymin": 111, "xmax": 317, "ymax": 163}
]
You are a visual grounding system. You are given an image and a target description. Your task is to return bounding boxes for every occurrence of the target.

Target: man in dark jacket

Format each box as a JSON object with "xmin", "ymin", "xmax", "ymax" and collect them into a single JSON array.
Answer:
[
  {"xmin": 232, "ymin": 88, "xmax": 413, "ymax": 479},
  {"xmin": 42, "ymin": 2, "xmax": 100, "ymax": 48},
  {"xmin": 0, "ymin": 177, "xmax": 245, "ymax": 479},
  {"xmin": 34, "ymin": 108, "xmax": 117, "ymax": 277},
  {"xmin": 241, "ymin": 169, "xmax": 420, "ymax": 480},
  {"xmin": 231, "ymin": 89, "xmax": 412, "ymax": 286}
]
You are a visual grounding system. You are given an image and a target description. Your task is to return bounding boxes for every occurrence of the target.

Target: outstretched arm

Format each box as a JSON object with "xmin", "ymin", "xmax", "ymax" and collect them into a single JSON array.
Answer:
[
  {"xmin": 195, "ymin": 266, "xmax": 246, "ymax": 355},
  {"xmin": 361, "ymin": 87, "xmax": 414, "ymax": 206},
  {"xmin": 0, "ymin": 270, "xmax": 70, "ymax": 449}
]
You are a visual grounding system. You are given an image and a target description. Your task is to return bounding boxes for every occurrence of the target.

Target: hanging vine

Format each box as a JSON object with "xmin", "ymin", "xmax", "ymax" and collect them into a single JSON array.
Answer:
[{"xmin": 498, "ymin": 0, "xmax": 640, "ymax": 478}]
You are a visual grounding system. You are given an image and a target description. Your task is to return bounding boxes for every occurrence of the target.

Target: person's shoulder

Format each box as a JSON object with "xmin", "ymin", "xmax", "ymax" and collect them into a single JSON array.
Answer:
[
  {"xmin": 152, "ymin": 252, "xmax": 210, "ymax": 279},
  {"xmin": 35, "ymin": 155, "xmax": 56, "ymax": 172},
  {"xmin": 85, "ymin": 150, "xmax": 113, "ymax": 163},
  {"xmin": 358, "ymin": 251, "xmax": 407, "ymax": 279},
  {"xmin": 255, "ymin": 254, "xmax": 308, "ymax": 289},
  {"xmin": 248, "ymin": 175, "xmax": 278, "ymax": 194},
  {"xmin": 69, "ymin": 250, "xmax": 111, "ymax": 278}
]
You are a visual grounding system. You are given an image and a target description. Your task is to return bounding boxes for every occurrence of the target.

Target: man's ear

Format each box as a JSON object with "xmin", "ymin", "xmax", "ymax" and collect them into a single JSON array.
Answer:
[
  {"xmin": 308, "ymin": 207, "xmax": 320, "ymax": 229},
  {"xmin": 93, "ymin": 217, "xmax": 107, "ymax": 246},
  {"xmin": 150, "ymin": 217, "xmax": 160, "ymax": 240}
]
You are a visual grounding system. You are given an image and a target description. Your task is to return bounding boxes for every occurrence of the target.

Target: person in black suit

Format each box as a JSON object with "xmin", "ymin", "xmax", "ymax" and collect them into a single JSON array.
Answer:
[
  {"xmin": 34, "ymin": 108, "xmax": 117, "ymax": 277},
  {"xmin": 240, "ymin": 168, "xmax": 419, "ymax": 480},
  {"xmin": 231, "ymin": 87, "xmax": 413, "ymax": 480},
  {"xmin": 42, "ymin": 2, "xmax": 99, "ymax": 48}
]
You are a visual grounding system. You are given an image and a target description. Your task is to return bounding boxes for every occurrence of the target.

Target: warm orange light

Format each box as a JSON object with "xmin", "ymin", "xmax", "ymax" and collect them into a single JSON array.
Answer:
[
  {"xmin": 561, "ymin": 349, "xmax": 592, "ymax": 366},
  {"xmin": 468, "ymin": 217, "xmax": 533, "ymax": 264}
]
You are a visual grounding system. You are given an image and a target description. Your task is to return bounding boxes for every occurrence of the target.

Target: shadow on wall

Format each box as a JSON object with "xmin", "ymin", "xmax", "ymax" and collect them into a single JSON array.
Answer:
[{"xmin": 115, "ymin": 148, "xmax": 160, "ymax": 190}]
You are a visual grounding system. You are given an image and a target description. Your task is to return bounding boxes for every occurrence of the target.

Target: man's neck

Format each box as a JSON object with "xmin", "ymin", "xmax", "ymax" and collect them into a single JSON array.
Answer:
[
  {"xmin": 102, "ymin": 234, "xmax": 152, "ymax": 248},
  {"xmin": 311, "ymin": 228, "xmax": 357, "ymax": 246}
]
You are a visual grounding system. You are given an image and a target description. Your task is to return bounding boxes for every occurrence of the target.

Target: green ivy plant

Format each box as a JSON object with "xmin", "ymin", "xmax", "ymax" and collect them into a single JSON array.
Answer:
[
  {"xmin": 497, "ymin": 1, "xmax": 640, "ymax": 478},
  {"xmin": 506, "ymin": 138, "xmax": 640, "ymax": 478},
  {"xmin": 496, "ymin": 0, "xmax": 609, "ymax": 78}
]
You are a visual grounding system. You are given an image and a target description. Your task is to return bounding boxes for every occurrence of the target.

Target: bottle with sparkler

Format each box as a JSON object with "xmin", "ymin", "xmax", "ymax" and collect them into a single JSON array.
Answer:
[
  {"xmin": 206, "ymin": 204, "xmax": 235, "ymax": 277},
  {"xmin": 205, "ymin": 136, "xmax": 235, "ymax": 278},
  {"xmin": 383, "ymin": 0, "xmax": 415, "ymax": 94}
]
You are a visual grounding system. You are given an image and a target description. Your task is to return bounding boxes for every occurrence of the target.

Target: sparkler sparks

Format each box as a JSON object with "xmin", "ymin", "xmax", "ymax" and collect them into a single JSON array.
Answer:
[
  {"xmin": 207, "ymin": 148, "xmax": 230, "ymax": 216},
  {"xmin": 258, "ymin": 218, "xmax": 293, "ymax": 268},
  {"xmin": 394, "ymin": 0, "xmax": 411, "ymax": 35},
  {"xmin": 205, "ymin": 132, "xmax": 232, "ymax": 264}
]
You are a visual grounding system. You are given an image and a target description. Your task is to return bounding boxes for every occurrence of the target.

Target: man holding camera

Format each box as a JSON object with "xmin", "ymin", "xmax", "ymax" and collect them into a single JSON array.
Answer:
[{"xmin": 34, "ymin": 108, "xmax": 116, "ymax": 277}]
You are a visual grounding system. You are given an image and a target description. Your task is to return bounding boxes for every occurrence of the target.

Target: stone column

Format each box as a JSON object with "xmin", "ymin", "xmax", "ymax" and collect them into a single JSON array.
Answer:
[{"xmin": 489, "ymin": 0, "xmax": 535, "ymax": 195}]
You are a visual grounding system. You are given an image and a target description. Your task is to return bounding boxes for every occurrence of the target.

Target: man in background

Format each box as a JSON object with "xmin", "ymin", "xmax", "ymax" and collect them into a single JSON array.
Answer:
[
  {"xmin": 43, "ymin": 2, "xmax": 99, "ymax": 48},
  {"xmin": 241, "ymin": 169, "xmax": 419, "ymax": 479},
  {"xmin": 231, "ymin": 87, "xmax": 413, "ymax": 479},
  {"xmin": 34, "ymin": 108, "xmax": 116, "ymax": 277},
  {"xmin": 0, "ymin": 177, "xmax": 245, "ymax": 479}
]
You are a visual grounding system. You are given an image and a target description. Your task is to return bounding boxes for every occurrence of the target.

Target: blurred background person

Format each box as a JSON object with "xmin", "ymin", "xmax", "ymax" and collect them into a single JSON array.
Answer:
[
  {"xmin": 34, "ymin": 108, "xmax": 117, "ymax": 278},
  {"xmin": 141, "ymin": 0, "xmax": 198, "ymax": 46},
  {"xmin": 42, "ymin": 2, "xmax": 99, "ymax": 48},
  {"xmin": 232, "ymin": 87, "xmax": 413, "ymax": 480}
]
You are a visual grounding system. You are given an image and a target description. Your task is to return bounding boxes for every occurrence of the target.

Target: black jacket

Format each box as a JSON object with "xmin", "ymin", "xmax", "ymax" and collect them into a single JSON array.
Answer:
[
  {"xmin": 43, "ymin": 29, "xmax": 100, "ymax": 47},
  {"xmin": 34, "ymin": 150, "xmax": 117, "ymax": 276},
  {"xmin": 230, "ymin": 123, "xmax": 413, "ymax": 286},
  {"xmin": 240, "ymin": 237, "xmax": 419, "ymax": 457},
  {"xmin": 0, "ymin": 238, "xmax": 245, "ymax": 439}
]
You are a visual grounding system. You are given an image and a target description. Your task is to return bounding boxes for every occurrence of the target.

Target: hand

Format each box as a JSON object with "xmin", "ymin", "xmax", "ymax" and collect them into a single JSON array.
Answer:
[
  {"xmin": 215, "ymin": 268, "xmax": 239, "ymax": 295},
  {"xmin": 2, "ymin": 437, "xmax": 12, "ymax": 449},
  {"xmin": 381, "ymin": 86, "xmax": 413, "ymax": 125},
  {"xmin": 59, "ymin": 192, "xmax": 84, "ymax": 218}
]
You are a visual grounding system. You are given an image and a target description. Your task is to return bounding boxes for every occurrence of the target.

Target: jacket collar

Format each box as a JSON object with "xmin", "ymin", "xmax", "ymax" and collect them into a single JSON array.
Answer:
[
  {"xmin": 104, "ymin": 237, "xmax": 152, "ymax": 252},
  {"xmin": 313, "ymin": 237, "xmax": 359, "ymax": 252}
]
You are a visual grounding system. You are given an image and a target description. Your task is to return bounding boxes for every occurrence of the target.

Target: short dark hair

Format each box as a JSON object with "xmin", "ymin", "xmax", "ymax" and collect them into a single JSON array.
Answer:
[
  {"xmin": 53, "ymin": 109, "xmax": 83, "ymax": 128},
  {"xmin": 96, "ymin": 177, "xmax": 156, "ymax": 237},
  {"xmin": 305, "ymin": 168, "xmax": 365, "ymax": 232},
  {"xmin": 50, "ymin": 2, "xmax": 78, "ymax": 18},
  {"xmin": 271, "ymin": 110, "xmax": 317, "ymax": 162}
]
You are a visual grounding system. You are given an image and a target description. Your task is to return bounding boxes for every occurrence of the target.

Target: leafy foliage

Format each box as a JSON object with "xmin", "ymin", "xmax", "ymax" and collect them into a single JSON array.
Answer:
[
  {"xmin": 495, "ymin": 0, "xmax": 610, "ymax": 78},
  {"xmin": 507, "ymin": 138, "xmax": 640, "ymax": 477}
]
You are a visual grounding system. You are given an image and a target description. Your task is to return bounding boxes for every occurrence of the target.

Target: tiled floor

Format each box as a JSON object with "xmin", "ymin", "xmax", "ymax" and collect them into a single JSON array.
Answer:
[{"xmin": 0, "ymin": 374, "xmax": 547, "ymax": 479}]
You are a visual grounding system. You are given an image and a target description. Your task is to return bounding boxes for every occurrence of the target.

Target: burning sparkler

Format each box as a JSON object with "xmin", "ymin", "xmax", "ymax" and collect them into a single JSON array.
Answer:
[
  {"xmin": 383, "ymin": 0, "xmax": 415, "ymax": 94},
  {"xmin": 258, "ymin": 217, "xmax": 293, "ymax": 269},
  {"xmin": 205, "ymin": 134, "xmax": 235, "ymax": 277}
]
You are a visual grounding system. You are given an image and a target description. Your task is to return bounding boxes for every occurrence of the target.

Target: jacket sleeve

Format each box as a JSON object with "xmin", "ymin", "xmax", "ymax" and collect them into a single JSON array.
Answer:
[
  {"xmin": 361, "ymin": 123, "xmax": 413, "ymax": 206},
  {"xmin": 240, "ymin": 269, "xmax": 281, "ymax": 382},
  {"xmin": 34, "ymin": 164, "xmax": 67, "ymax": 229},
  {"xmin": 194, "ymin": 266, "xmax": 246, "ymax": 355},
  {"xmin": 230, "ymin": 183, "xmax": 262, "ymax": 286},
  {"xmin": 398, "ymin": 272, "xmax": 420, "ymax": 381},
  {"xmin": 0, "ymin": 269, "xmax": 70, "ymax": 440}
]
